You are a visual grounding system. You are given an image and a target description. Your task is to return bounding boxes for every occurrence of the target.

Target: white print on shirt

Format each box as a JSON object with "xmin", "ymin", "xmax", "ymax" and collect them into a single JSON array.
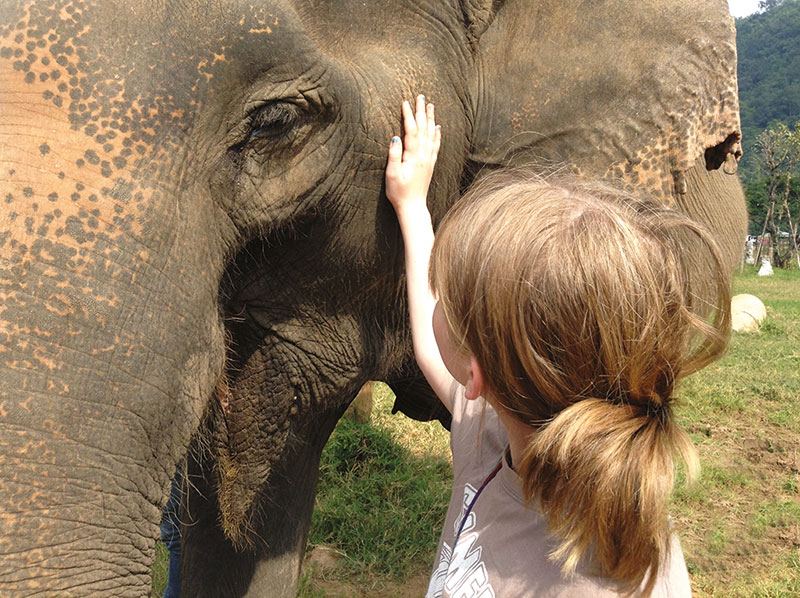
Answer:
[
  {"xmin": 426, "ymin": 484, "xmax": 496, "ymax": 598},
  {"xmin": 426, "ymin": 541, "xmax": 451, "ymax": 597},
  {"xmin": 454, "ymin": 483, "xmax": 478, "ymax": 537}
]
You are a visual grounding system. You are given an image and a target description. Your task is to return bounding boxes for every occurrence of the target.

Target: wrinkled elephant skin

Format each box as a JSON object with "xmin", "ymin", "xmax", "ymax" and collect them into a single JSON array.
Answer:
[{"xmin": 0, "ymin": 1, "xmax": 746, "ymax": 597}]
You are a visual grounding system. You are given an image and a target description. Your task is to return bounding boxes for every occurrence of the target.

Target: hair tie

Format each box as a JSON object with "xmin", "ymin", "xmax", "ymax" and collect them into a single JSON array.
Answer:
[{"xmin": 634, "ymin": 400, "xmax": 671, "ymax": 424}]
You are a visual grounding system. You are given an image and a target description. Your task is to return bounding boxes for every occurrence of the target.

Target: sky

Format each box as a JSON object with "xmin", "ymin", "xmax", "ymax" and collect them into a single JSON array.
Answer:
[{"xmin": 728, "ymin": 0, "xmax": 761, "ymax": 18}]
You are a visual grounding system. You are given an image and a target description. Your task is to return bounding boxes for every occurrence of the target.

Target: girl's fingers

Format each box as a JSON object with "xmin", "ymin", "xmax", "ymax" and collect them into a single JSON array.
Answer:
[
  {"xmin": 432, "ymin": 125, "xmax": 441, "ymax": 162},
  {"xmin": 415, "ymin": 94, "xmax": 427, "ymax": 134},
  {"xmin": 402, "ymin": 100, "xmax": 417, "ymax": 152},
  {"xmin": 402, "ymin": 100, "xmax": 417, "ymax": 133},
  {"xmin": 427, "ymin": 103, "xmax": 436, "ymax": 147},
  {"xmin": 387, "ymin": 136, "xmax": 403, "ymax": 169},
  {"xmin": 399, "ymin": 95, "xmax": 438, "ymax": 165}
]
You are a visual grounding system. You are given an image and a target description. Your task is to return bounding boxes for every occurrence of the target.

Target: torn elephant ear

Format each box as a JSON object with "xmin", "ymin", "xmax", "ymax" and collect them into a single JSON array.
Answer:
[
  {"xmin": 468, "ymin": 0, "xmax": 743, "ymax": 201},
  {"xmin": 674, "ymin": 131, "xmax": 741, "ymax": 197},
  {"xmin": 704, "ymin": 132, "xmax": 742, "ymax": 174}
]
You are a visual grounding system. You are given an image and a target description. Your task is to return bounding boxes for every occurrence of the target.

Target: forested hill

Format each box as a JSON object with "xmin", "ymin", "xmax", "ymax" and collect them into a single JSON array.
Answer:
[{"xmin": 736, "ymin": 0, "xmax": 800, "ymax": 178}]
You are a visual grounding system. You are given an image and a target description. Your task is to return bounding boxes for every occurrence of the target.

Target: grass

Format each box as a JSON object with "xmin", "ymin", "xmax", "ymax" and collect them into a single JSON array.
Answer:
[
  {"xmin": 298, "ymin": 387, "xmax": 452, "ymax": 597},
  {"xmin": 306, "ymin": 403, "xmax": 451, "ymax": 583},
  {"xmin": 670, "ymin": 266, "xmax": 800, "ymax": 598},
  {"xmin": 153, "ymin": 267, "xmax": 800, "ymax": 597},
  {"xmin": 151, "ymin": 542, "xmax": 169, "ymax": 597}
]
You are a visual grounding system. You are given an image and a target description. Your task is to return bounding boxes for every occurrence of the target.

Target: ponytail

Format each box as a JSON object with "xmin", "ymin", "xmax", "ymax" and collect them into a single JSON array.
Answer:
[
  {"xmin": 430, "ymin": 172, "xmax": 730, "ymax": 594},
  {"xmin": 518, "ymin": 399, "xmax": 699, "ymax": 596}
]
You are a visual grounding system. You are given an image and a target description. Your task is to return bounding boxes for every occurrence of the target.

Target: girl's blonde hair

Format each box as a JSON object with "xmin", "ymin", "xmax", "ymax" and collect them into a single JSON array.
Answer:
[{"xmin": 430, "ymin": 171, "xmax": 731, "ymax": 596}]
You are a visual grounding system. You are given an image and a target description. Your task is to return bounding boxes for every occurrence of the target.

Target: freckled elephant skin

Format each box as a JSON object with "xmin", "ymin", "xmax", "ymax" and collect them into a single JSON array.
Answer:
[{"xmin": 0, "ymin": 1, "xmax": 745, "ymax": 597}]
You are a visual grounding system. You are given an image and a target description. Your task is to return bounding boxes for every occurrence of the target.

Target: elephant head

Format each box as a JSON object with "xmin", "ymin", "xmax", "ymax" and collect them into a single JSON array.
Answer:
[{"xmin": 0, "ymin": 1, "xmax": 745, "ymax": 597}]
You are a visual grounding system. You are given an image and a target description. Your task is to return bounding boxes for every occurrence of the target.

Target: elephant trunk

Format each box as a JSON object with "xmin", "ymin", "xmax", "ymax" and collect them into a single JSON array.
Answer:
[
  {"xmin": 0, "ymin": 260, "xmax": 228, "ymax": 596},
  {"xmin": 1, "ymin": 425, "xmax": 165, "ymax": 595},
  {"xmin": 0, "ymin": 246, "xmax": 230, "ymax": 592}
]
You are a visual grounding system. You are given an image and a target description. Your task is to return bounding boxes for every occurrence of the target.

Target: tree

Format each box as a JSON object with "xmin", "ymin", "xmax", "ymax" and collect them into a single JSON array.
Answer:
[
  {"xmin": 753, "ymin": 122, "xmax": 800, "ymax": 269},
  {"xmin": 735, "ymin": 0, "xmax": 800, "ymax": 180},
  {"xmin": 746, "ymin": 176, "xmax": 800, "ymax": 235},
  {"xmin": 759, "ymin": 0, "xmax": 786, "ymax": 11}
]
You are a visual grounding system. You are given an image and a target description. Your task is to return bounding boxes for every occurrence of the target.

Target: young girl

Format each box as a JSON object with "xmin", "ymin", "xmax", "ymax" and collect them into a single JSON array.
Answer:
[{"xmin": 385, "ymin": 96, "xmax": 730, "ymax": 597}]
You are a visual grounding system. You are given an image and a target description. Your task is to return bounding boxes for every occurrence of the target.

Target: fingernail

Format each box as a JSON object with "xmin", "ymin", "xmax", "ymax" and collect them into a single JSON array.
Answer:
[
  {"xmin": 421, "ymin": 95, "xmax": 425, "ymax": 102},
  {"xmin": 391, "ymin": 136, "xmax": 400, "ymax": 144}
]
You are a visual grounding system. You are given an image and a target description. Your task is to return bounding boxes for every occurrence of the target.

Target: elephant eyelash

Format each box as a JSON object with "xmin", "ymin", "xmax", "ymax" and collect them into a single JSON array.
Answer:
[
  {"xmin": 247, "ymin": 102, "xmax": 299, "ymax": 141},
  {"xmin": 228, "ymin": 101, "xmax": 304, "ymax": 161}
]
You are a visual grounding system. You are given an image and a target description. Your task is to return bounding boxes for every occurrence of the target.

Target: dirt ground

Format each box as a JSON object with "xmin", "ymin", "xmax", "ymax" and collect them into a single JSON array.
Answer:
[
  {"xmin": 301, "ymin": 544, "xmax": 431, "ymax": 598},
  {"xmin": 678, "ymin": 417, "xmax": 800, "ymax": 596},
  {"xmin": 306, "ymin": 572, "xmax": 430, "ymax": 598}
]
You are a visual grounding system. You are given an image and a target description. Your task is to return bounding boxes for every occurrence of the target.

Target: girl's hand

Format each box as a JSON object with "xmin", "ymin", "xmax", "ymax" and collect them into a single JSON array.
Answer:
[
  {"xmin": 384, "ymin": 95, "xmax": 453, "ymax": 412},
  {"xmin": 385, "ymin": 95, "xmax": 442, "ymax": 213}
]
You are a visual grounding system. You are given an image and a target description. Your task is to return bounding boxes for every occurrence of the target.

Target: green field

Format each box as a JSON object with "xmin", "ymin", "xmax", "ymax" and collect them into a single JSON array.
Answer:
[
  {"xmin": 154, "ymin": 268, "xmax": 800, "ymax": 597},
  {"xmin": 671, "ymin": 268, "xmax": 800, "ymax": 598}
]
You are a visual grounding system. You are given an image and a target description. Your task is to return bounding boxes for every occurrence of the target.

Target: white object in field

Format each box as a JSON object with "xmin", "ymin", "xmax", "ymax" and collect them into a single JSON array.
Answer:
[
  {"xmin": 731, "ymin": 294, "xmax": 767, "ymax": 332},
  {"xmin": 744, "ymin": 237, "xmax": 756, "ymax": 265},
  {"xmin": 757, "ymin": 258, "xmax": 773, "ymax": 276}
]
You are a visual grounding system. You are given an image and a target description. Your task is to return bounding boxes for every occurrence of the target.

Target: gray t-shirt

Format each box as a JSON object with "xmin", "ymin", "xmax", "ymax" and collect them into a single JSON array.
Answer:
[{"xmin": 426, "ymin": 384, "xmax": 692, "ymax": 598}]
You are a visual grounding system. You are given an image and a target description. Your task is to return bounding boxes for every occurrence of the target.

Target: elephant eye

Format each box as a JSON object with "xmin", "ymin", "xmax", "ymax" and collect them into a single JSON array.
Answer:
[
  {"xmin": 227, "ymin": 98, "xmax": 319, "ymax": 162},
  {"xmin": 247, "ymin": 102, "xmax": 299, "ymax": 142}
]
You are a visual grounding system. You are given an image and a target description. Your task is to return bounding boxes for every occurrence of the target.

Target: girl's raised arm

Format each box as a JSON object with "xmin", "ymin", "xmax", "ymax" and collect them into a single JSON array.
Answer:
[{"xmin": 385, "ymin": 95, "xmax": 452, "ymax": 411}]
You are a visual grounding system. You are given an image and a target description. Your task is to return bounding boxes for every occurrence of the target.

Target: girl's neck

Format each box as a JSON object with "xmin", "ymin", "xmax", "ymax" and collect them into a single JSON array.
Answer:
[{"xmin": 484, "ymin": 393, "xmax": 536, "ymax": 470}]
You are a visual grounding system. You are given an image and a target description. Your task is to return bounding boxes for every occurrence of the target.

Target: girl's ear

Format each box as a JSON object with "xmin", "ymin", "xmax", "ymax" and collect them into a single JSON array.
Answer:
[{"xmin": 464, "ymin": 356, "xmax": 486, "ymax": 401}]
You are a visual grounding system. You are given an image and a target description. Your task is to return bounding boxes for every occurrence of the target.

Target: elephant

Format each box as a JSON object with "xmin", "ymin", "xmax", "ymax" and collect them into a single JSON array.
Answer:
[{"xmin": 0, "ymin": 1, "xmax": 747, "ymax": 597}]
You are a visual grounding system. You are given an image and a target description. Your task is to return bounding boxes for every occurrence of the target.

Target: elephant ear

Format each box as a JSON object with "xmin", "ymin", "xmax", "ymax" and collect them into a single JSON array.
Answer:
[
  {"xmin": 385, "ymin": 369, "xmax": 452, "ymax": 430},
  {"xmin": 468, "ymin": 0, "xmax": 742, "ymax": 200}
]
